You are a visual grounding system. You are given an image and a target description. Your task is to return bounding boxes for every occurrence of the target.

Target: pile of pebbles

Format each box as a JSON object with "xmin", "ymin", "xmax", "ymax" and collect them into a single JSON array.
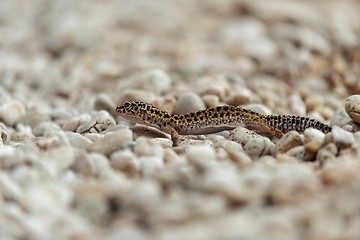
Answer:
[{"xmin": 1, "ymin": 0, "xmax": 360, "ymax": 239}]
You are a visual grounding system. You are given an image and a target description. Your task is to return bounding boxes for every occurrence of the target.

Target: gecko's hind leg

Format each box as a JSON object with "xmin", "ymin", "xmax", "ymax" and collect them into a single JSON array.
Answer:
[{"xmin": 246, "ymin": 122, "xmax": 284, "ymax": 139}]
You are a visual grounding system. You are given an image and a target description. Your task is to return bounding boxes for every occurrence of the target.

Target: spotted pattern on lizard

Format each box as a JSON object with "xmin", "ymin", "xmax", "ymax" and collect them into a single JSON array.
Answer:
[{"xmin": 116, "ymin": 101, "xmax": 332, "ymax": 146}]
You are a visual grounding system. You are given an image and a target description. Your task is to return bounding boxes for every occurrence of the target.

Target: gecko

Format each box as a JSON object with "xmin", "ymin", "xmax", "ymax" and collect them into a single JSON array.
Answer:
[{"xmin": 116, "ymin": 101, "xmax": 332, "ymax": 146}]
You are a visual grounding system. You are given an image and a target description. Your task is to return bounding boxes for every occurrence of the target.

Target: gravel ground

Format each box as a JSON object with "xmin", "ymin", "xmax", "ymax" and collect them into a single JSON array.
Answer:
[{"xmin": 1, "ymin": 0, "xmax": 360, "ymax": 239}]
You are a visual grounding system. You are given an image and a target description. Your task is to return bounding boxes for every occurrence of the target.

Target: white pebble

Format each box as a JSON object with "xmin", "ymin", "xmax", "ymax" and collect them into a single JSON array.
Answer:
[
  {"xmin": 331, "ymin": 107, "xmax": 351, "ymax": 127},
  {"xmin": 330, "ymin": 126, "xmax": 355, "ymax": 149},
  {"xmin": 173, "ymin": 93, "xmax": 205, "ymax": 114},
  {"xmin": 0, "ymin": 100, "xmax": 26, "ymax": 125},
  {"xmin": 110, "ymin": 150, "xmax": 139, "ymax": 177},
  {"xmin": 274, "ymin": 131, "xmax": 303, "ymax": 154},
  {"xmin": 230, "ymin": 127, "xmax": 274, "ymax": 157},
  {"xmin": 125, "ymin": 69, "xmax": 172, "ymax": 95},
  {"xmin": 304, "ymin": 128, "xmax": 325, "ymax": 143},
  {"xmin": 0, "ymin": 122, "xmax": 9, "ymax": 144},
  {"xmin": 87, "ymin": 128, "xmax": 133, "ymax": 156},
  {"xmin": 345, "ymin": 95, "xmax": 360, "ymax": 124},
  {"xmin": 186, "ymin": 145, "xmax": 216, "ymax": 171},
  {"xmin": 134, "ymin": 138, "xmax": 164, "ymax": 158},
  {"xmin": 117, "ymin": 89, "xmax": 155, "ymax": 104}
]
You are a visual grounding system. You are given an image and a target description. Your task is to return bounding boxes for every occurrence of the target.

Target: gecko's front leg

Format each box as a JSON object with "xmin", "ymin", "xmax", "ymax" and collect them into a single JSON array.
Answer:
[{"xmin": 170, "ymin": 128, "xmax": 179, "ymax": 147}]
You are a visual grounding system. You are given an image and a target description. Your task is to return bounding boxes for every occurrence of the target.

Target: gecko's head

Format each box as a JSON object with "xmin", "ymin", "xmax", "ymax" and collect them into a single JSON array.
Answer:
[{"xmin": 116, "ymin": 101, "xmax": 149, "ymax": 123}]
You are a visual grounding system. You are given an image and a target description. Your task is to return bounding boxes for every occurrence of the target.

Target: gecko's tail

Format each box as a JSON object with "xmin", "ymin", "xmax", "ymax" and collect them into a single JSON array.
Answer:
[{"xmin": 263, "ymin": 115, "xmax": 332, "ymax": 134}]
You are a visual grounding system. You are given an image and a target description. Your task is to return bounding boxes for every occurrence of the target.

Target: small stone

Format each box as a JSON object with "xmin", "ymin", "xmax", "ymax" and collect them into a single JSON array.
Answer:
[
  {"xmin": 11, "ymin": 125, "xmax": 35, "ymax": 142},
  {"xmin": 124, "ymin": 69, "xmax": 172, "ymax": 95},
  {"xmin": 173, "ymin": 93, "xmax": 205, "ymax": 114},
  {"xmin": 243, "ymin": 103, "xmax": 272, "ymax": 115},
  {"xmin": 305, "ymin": 95, "xmax": 324, "ymax": 112},
  {"xmin": 87, "ymin": 128, "xmax": 133, "ymax": 156},
  {"xmin": 71, "ymin": 152, "xmax": 94, "ymax": 177},
  {"xmin": 304, "ymin": 140, "xmax": 323, "ymax": 154},
  {"xmin": 72, "ymin": 183, "xmax": 110, "ymax": 225},
  {"xmin": 163, "ymin": 148, "xmax": 182, "ymax": 165},
  {"xmin": 17, "ymin": 109, "xmax": 50, "ymax": 128},
  {"xmin": 117, "ymin": 89, "xmax": 155, "ymax": 105},
  {"xmin": 0, "ymin": 100, "xmax": 26, "ymax": 126},
  {"xmin": 0, "ymin": 122, "xmax": 9, "ymax": 145},
  {"xmin": 66, "ymin": 132, "xmax": 93, "ymax": 149},
  {"xmin": 134, "ymin": 138, "xmax": 164, "ymax": 158},
  {"xmin": 230, "ymin": 127, "xmax": 274, "ymax": 157},
  {"xmin": 330, "ymin": 126, "xmax": 355, "ymax": 149},
  {"xmin": 33, "ymin": 122, "xmax": 61, "ymax": 136},
  {"xmin": 316, "ymin": 143, "xmax": 338, "ymax": 163},
  {"xmin": 304, "ymin": 128, "xmax": 325, "ymax": 143},
  {"xmin": 345, "ymin": 95, "xmax": 360, "ymax": 124},
  {"xmin": 93, "ymin": 93, "xmax": 116, "ymax": 115},
  {"xmin": 76, "ymin": 111, "xmax": 116, "ymax": 134},
  {"xmin": 289, "ymin": 94, "xmax": 306, "ymax": 116},
  {"xmin": 274, "ymin": 131, "xmax": 303, "ymax": 154},
  {"xmin": 321, "ymin": 149, "xmax": 360, "ymax": 185},
  {"xmin": 202, "ymin": 94, "xmax": 219, "ymax": 107},
  {"xmin": 285, "ymin": 146, "xmax": 305, "ymax": 160},
  {"xmin": 62, "ymin": 114, "xmax": 91, "ymax": 132},
  {"xmin": 186, "ymin": 145, "xmax": 216, "ymax": 171},
  {"xmin": 215, "ymin": 140, "xmax": 252, "ymax": 167},
  {"xmin": 110, "ymin": 150, "xmax": 139, "ymax": 177},
  {"xmin": 0, "ymin": 173, "xmax": 23, "ymax": 202}
]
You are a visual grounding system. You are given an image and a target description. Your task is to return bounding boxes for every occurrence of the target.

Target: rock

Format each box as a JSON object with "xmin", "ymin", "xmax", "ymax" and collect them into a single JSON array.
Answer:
[
  {"xmin": 66, "ymin": 132, "xmax": 93, "ymax": 149},
  {"xmin": 87, "ymin": 128, "xmax": 133, "ymax": 156},
  {"xmin": 289, "ymin": 94, "xmax": 306, "ymax": 116},
  {"xmin": 124, "ymin": 69, "xmax": 172, "ymax": 95},
  {"xmin": 11, "ymin": 125, "xmax": 35, "ymax": 142},
  {"xmin": 285, "ymin": 146, "xmax": 305, "ymax": 160},
  {"xmin": 62, "ymin": 114, "xmax": 91, "ymax": 132},
  {"xmin": 71, "ymin": 152, "xmax": 94, "ymax": 177},
  {"xmin": 305, "ymin": 95, "xmax": 324, "ymax": 112},
  {"xmin": 134, "ymin": 138, "xmax": 164, "ymax": 158},
  {"xmin": 0, "ymin": 100, "xmax": 26, "ymax": 126},
  {"xmin": 304, "ymin": 128, "xmax": 325, "ymax": 143},
  {"xmin": 163, "ymin": 148, "xmax": 183, "ymax": 165},
  {"xmin": 316, "ymin": 143, "xmax": 338, "ymax": 163},
  {"xmin": 321, "ymin": 149, "xmax": 360, "ymax": 185},
  {"xmin": 0, "ymin": 122, "xmax": 9, "ymax": 145},
  {"xmin": 230, "ymin": 127, "xmax": 274, "ymax": 157},
  {"xmin": 202, "ymin": 94, "xmax": 219, "ymax": 107},
  {"xmin": 117, "ymin": 89, "xmax": 155, "ymax": 105},
  {"xmin": 274, "ymin": 131, "xmax": 303, "ymax": 154},
  {"xmin": 186, "ymin": 145, "xmax": 216, "ymax": 171},
  {"xmin": 345, "ymin": 95, "xmax": 360, "ymax": 124},
  {"xmin": 17, "ymin": 109, "xmax": 50, "ymax": 128},
  {"xmin": 331, "ymin": 107, "xmax": 351, "ymax": 127},
  {"xmin": 215, "ymin": 140, "xmax": 252, "ymax": 167},
  {"xmin": 76, "ymin": 111, "xmax": 116, "ymax": 134},
  {"xmin": 0, "ymin": 173, "xmax": 23, "ymax": 202},
  {"xmin": 330, "ymin": 126, "xmax": 355, "ymax": 149},
  {"xmin": 220, "ymin": 18, "xmax": 276, "ymax": 59},
  {"xmin": 304, "ymin": 140, "xmax": 323, "ymax": 154},
  {"xmin": 173, "ymin": 93, "xmax": 205, "ymax": 114},
  {"xmin": 134, "ymin": 138, "xmax": 164, "ymax": 176},
  {"xmin": 72, "ymin": 183, "xmax": 110, "ymax": 226},
  {"xmin": 93, "ymin": 93, "xmax": 117, "ymax": 115},
  {"xmin": 33, "ymin": 122, "xmax": 61, "ymax": 136},
  {"xmin": 244, "ymin": 103, "xmax": 272, "ymax": 115},
  {"xmin": 110, "ymin": 150, "xmax": 139, "ymax": 177}
]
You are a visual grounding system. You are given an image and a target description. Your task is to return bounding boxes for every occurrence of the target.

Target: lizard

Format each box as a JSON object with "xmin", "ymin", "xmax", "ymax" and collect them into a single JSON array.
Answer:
[{"xmin": 116, "ymin": 101, "xmax": 332, "ymax": 146}]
